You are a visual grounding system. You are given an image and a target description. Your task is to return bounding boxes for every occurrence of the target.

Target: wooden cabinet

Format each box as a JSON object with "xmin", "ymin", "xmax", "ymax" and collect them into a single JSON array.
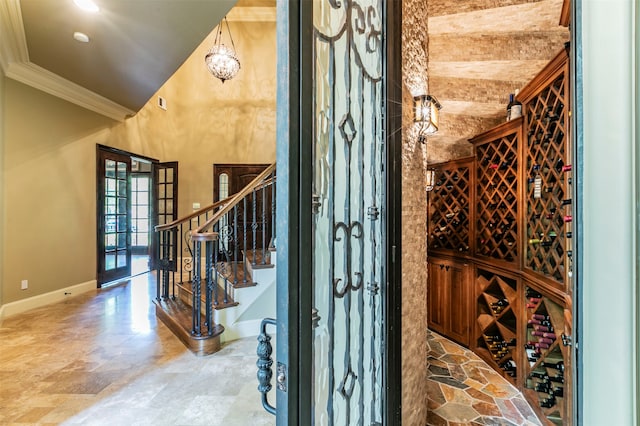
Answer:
[{"xmin": 427, "ymin": 256, "xmax": 471, "ymax": 347}]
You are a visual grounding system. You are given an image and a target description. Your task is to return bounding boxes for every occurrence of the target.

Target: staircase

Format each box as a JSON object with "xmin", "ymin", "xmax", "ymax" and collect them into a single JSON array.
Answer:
[{"xmin": 152, "ymin": 164, "xmax": 276, "ymax": 355}]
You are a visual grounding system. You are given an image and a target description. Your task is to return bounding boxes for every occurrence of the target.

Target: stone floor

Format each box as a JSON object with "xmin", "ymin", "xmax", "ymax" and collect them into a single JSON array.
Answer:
[
  {"xmin": 1, "ymin": 271, "xmax": 543, "ymax": 426},
  {"xmin": 0, "ymin": 273, "xmax": 275, "ymax": 426},
  {"xmin": 427, "ymin": 330, "xmax": 542, "ymax": 426}
]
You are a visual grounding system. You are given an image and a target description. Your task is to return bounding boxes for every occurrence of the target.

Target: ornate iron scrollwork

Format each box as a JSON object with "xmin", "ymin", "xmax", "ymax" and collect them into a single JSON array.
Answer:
[{"xmin": 257, "ymin": 318, "xmax": 276, "ymax": 415}]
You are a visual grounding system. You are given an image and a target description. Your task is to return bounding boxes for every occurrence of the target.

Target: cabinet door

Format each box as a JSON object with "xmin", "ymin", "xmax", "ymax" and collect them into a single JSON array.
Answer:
[
  {"xmin": 448, "ymin": 262, "xmax": 470, "ymax": 346},
  {"xmin": 427, "ymin": 259, "xmax": 448, "ymax": 335}
]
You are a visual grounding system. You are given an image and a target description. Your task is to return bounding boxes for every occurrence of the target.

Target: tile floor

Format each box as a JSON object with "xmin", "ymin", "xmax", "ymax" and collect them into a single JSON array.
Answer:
[
  {"xmin": 0, "ymin": 273, "xmax": 274, "ymax": 426},
  {"xmin": 427, "ymin": 330, "xmax": 541, "ymax": 426},
  {"xmin": 1, "ymin": 271, "xmax": 542, "ymax": 426}
]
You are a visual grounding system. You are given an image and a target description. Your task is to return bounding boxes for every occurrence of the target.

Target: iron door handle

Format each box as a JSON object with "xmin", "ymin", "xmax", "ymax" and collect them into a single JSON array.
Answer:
[{"xmin": 257, "ymin": 318, "xmax": 277, "ymax": 415}]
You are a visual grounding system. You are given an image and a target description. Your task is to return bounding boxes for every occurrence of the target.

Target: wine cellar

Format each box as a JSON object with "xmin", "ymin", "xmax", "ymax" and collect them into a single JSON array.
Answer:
[{"xmin": 427, "ymin": 46, "xmax": 573, "ymax": 425}]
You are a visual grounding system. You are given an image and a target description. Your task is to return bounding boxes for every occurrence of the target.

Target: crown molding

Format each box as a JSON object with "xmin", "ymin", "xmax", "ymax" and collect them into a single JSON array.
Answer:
[
  {"xmin": 227, "ymin": 7, "xmax": 276, "ymax": 22},
  {"xmin": 0, "ymin": 0, "xmax": 29, "ymax": 72},
  {"xmin": 0, "ymin": 0, "xmax": 133, "ymax": 121},
  {"xmin": 5, "ymin": 62, "xmax": 135, "ymax": 121}
]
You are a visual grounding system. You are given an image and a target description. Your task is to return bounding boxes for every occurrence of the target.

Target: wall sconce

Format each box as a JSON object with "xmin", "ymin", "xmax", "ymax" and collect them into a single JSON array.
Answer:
[
  {"xmin": 426, "ymin": 169, "xmax": 436, "ymax": 192},
  {"xmin": 414, "ymin": 95, "xmax": 442, "ymax": 142}
]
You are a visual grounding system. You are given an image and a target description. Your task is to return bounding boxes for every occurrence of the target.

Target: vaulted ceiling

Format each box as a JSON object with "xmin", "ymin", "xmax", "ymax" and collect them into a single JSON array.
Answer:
[
  {"xmin": 1, "ymin": 0, "xmax": 568, "ymax": 153},
  {"xmin": 0, "ymin": 0, "xmax": 274, "ymax": 121},
  {"xmin": 426, "ymin": 0, "xmax": 570, "ymax": 162}
]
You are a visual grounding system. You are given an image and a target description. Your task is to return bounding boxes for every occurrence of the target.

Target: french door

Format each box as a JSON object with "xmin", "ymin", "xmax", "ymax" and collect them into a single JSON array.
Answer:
[
  {"xmin": 97, "ymin": 148, "xmax": 132, "ymax": 286},
  {"xmin": 274, "ymin": 0, "xmax": 402, "ymax": 424}
]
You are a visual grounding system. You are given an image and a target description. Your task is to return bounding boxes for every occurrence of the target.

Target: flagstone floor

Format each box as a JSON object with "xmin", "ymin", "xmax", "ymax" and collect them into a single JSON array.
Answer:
[{"xmin": 427, "ymin": 330, "xmax": 542, "ymax": 426}]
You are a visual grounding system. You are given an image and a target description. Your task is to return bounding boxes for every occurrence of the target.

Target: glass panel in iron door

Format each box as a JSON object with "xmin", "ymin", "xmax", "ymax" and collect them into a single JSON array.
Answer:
[{"xmin": 312, "ymin": 0, "xmax": 386, "ymax": 424}]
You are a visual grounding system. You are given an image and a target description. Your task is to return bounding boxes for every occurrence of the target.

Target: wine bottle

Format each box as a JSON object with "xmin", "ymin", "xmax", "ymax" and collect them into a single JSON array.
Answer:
[
  {"xmin": 549, "ymin": 375, "xmax": 564, "ymax": 384},
  {"xmin": 506, "ymin": 93, "xmax": 514, "ymax": 121},
  {"xmin": 564, "ymin": 215, "xmax": 573, "ymax": 223},
  {"xmin": 542, "ymin": 360, "xmax": 564, "ymax": 372},
  {"xmin": 562, "ymin": 164, "xmax": 572, "ymax": 172},
  {"xmin": 529, "ymin": 238, "xmax": 541, "ymax": 244},
  {"xmin": 532, "ymin": 314, "xmax": 549, "ymax": 321},
  {"xmin": 511, "ymin": 89, "xmax": 523, "ymax": 119},
  {"xmin": 554, "ymin": 157, "xmax": 565, "ymax": 172},
  {"xmin": 541, "ymin": 396, "xmax": 557, "ymax": 408},
  {"xmin": 561, "ymin": 199, "xmax": 572, "ymax": 206},
  {"xmin": 527, "ymin": 289, "xmax": 543, "ymax": 298}
]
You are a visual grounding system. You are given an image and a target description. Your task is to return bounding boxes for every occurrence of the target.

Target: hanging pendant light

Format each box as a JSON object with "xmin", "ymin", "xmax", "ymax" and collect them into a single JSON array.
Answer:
[{"xmin": 205, "ymin": 17, "xmax": 240, "ymax": 83}]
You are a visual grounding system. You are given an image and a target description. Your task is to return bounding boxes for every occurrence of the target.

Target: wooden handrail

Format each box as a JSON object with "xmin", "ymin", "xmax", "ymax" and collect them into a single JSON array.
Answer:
[
  {"xmin": 193, "ymin": 163, "xmax": 276, "ymax": 236},
  {"xmin": 154, "ymin": 197, "xmax": 231, "ymax": 232}
]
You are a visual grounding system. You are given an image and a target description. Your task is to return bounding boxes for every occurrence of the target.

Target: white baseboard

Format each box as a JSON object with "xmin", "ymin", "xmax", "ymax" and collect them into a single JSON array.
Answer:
[{"xmin": 0, "ymin": 280, "xmax": 97, "ymax": 321}]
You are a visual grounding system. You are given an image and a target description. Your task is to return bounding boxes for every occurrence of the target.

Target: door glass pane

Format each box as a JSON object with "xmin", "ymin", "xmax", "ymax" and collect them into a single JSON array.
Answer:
[
  {"xmin": 105, "ymin": 160, "xmax": 116, "ymax": 178},
  {"xmin": 105, "ymin": 254, "xmax": 116, "ymax": 270},
  {"xmin": 118, "ymin": 180, "xmax": 127, "ymax": 196},
  {"xmin": 106, "ymin": 197, "xmax": 116, "ymax": 214},
  {"xmin": 117, "ymin": 233, "xmax": 127, "ymax": 249},
  {"xmin": 106, "ymin": 178, "xmax": 116, "ymax": 196},
  {"xmin": 117, "ymin": 162, "xmax": 127, "ymax": 179},
  {"xmin": 105, "ymin": 215, "xmax": 116, "ymax": 233},
  {"xmin": 116, "ymin": 197, "xmax": 126, "ymax": 214},
  {"xmin": 117, "ymin": 251, "xmax": 127, "ymax": 267},
  {"xmin": 105, "ymin": 234, "xmax": 116, "ymax": 250},
  {"xmin": 117, "ymin": 215, "xmax": 127, "ymax": 232},
  {"xmin": 166, "ymin": 168, "xmax": 173, "ymax": 182},
  {"xmin": 312, "ymin": 0, "xmax": 385, "ymax": 424}
]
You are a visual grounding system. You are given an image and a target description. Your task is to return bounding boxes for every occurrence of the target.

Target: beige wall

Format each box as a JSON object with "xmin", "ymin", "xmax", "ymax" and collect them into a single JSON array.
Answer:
[
  {"xmin": 3, "ymin": 79, "xmax": 114, "ymax": 304},
  {"xmin": 401, "ymin": 0, "xmax": 429, "ymax": 422},
  {"xmin": 0, "ymin": 73, "xmax": 5, "ymax": 309},
  {"xmin": 106, "ymin": 20, "xmax": 277, "ymax": 217},
  {"xmin": 1, "ymin": 19, "xmax": 276, "ymax": 306}
]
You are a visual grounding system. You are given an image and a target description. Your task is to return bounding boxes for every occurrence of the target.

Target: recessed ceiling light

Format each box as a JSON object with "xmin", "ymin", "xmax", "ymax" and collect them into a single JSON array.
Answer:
[
  {"xmin": 74, "ymin": 0, "xmax": 99, "ymax": 13},
  {"xmin": 73, "ymin": 31, "xmax": 90, "ymax": 43}
]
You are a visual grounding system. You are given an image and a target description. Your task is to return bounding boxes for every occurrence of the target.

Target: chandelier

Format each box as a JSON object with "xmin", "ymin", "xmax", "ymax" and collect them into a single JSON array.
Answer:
[{"xmin": 205, "ymin": 17, "xmax": 240, "ymax": 83}]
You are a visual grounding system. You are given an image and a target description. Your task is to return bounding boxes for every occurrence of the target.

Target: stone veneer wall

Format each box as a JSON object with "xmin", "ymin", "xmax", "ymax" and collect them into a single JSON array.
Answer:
[{"xmin": 401, "ymin": 0, "xmax": 429, "ymax": 423}]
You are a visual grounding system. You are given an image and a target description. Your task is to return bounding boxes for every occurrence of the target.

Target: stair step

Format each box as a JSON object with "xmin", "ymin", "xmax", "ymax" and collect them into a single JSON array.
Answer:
[
  {"xmin": 153, "ymin": 297, "xmax": 224, "ymax": 356},
  {"xmin": 216, "ymin": 261, "xmax": 257, "ymax": 288},
  {"xmin": 177, "ymin": 281, "xmax": 239, "ymax": 310},
  {"xmin": 244, "ymin": 250, "xmax": 274, "ymax": 269}
]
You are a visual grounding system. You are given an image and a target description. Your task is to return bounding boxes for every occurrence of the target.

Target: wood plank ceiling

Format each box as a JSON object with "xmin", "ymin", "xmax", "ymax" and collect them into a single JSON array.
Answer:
[{"xmin": 425, "ymin": 0, "xmax": 569, "ymax": 163}]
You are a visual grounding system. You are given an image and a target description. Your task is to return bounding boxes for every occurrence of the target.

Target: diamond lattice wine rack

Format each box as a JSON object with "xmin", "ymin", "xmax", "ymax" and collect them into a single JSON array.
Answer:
[
  {"xmin": 520, "ymin": 46, "xmax": 572, "ymax": 290},
  {"xmin": 427, "ymin": 158, "xmax": 473, "ymax": 254},
  {"xmin": 470, "ymin": 119, "xmax": 522, "ymax": 265}
]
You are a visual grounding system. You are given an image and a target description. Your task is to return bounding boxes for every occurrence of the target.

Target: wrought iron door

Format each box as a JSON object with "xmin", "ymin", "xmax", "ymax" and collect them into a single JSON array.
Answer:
[
  {"xmin": 97, "ymin": 149, "xmax": 132, "ymax": 286},
  {"xmin": 270, "ymin": 0, "xmax": 399, "ymax": 424},
  {"xmin": 311, "ymin": 0, "xmax": 386, "ymax": 424}
]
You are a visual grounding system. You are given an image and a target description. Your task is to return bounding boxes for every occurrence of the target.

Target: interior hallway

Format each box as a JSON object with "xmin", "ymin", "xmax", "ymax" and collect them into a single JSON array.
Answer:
[{"xmin": 0, "ymin": 273, "xmax": 274, "ymax": 426}]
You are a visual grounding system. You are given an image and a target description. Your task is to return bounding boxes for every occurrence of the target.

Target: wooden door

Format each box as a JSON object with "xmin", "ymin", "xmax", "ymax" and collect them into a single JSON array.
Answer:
[
  {"xmin": 448, "ymin": 260, "xmax": 471, "ymax": 346},
  {"xmin": 428, "ymin": 257, "xmax": 449, "ymax": 336},
  {"xmin": 97, "ymin": 148, "xmax": 131, "ymax": 285}
]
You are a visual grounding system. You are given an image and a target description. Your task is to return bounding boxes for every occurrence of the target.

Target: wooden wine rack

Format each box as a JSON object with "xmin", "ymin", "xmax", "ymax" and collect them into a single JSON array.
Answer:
[
  {"xmin": 427, "ymin": 46, "xmax": 574, "ymax": 426},
  {"xmin": 427, "ymin": 158, "xmax": 472, "ymax": 254},
  {"xmin": 519, "ymin": 45, "xmax": 572, "ymax": 290},
  {"xmin": 474, "ymin": 267, "xmax": 519, "ymax": 385},
  {"xmin": 523, "ymin": 286, "xmax": 569, "ymax": 425},
  {"xmin": 471, "ymin": 119, "xmax": 522, "ymax": 264}
]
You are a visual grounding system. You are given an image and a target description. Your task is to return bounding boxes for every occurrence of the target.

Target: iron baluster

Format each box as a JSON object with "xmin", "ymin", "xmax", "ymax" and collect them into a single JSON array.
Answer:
[
  {"xmin": 192, "ymin": 240, "xmax": 202, "ymax": 337},
  {"xmin": 162, "ymin": 230, "xmax": 170, "ymax": 299},
  {"xmin": 243, "ymin": 197, "xmax": 248, "ymax": 285},
  {"xmin": 271, "ymin": 177, "xmax": 276, "ymax": 249},
  {"xmin": 256, "ymin": 318, "xmax": 276, "ymax": 416},
  {"xmin": 213, "ymin": 234, "xmax": 219, "ymax": 307},
  {"xmin": 205, "ymin": 239, "xmax": 213, "ymax": 333},
  {"xmin": 233, "ymin": 204, "xmax": 239, "ymax": 286},
  {"xmin": 252, "ymin": 188, "xmax": 257, "ymax": 265},
  {"xmin": 262, "ymin": 183, "xmax": 267, "ymax": 264}
]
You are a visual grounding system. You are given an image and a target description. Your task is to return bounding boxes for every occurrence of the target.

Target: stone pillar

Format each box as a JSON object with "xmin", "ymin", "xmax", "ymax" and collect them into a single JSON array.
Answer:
[{"xmin": 401, "ymin": 0, "xmax": 429, "ymax": 423}]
